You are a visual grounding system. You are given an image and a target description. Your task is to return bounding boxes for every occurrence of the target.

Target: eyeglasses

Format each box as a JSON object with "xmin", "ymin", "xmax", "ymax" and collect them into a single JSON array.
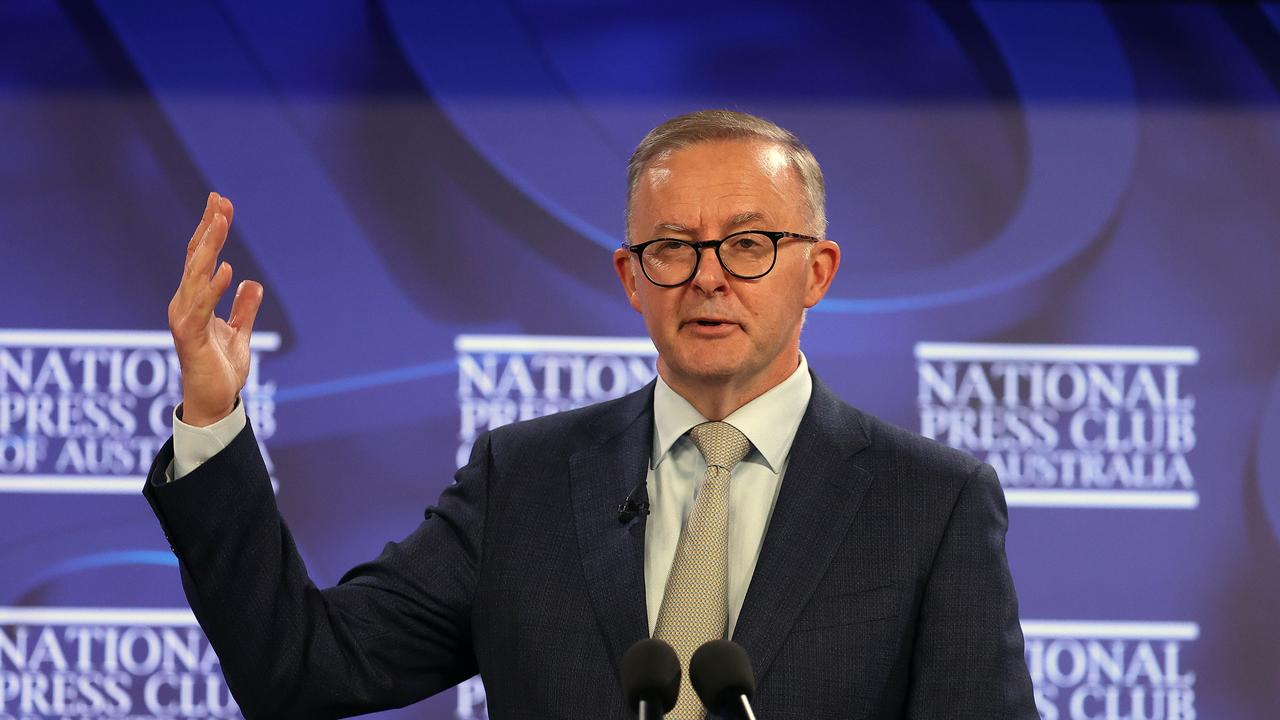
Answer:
[{"xmin": 626, "ymin": 230, "xmax": 820, "ymax": 287}]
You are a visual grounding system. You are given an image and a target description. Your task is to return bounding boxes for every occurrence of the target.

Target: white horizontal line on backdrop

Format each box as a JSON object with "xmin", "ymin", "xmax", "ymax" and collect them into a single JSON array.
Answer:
[
  {"xmin": 1021, "ymin": 620, "xmax": 1200, "ymax": 641},
  {"xmin": 455, "ymin": 335, "xmax": 657, "ymax": 355},
  {"xmin": 1004, "ymin": 489, "xmax": 1199, "ymax": 509},
  {"xmin": 0, "ymin": 329, "xmax": 280, "ymax": 351},
  {"xmin": 0, "ymin": 607, "xmax": 198, "ymax": 626},
  {"xmin": 914, "ymin": 343, "xmax": 1198, "ymax": 364}
]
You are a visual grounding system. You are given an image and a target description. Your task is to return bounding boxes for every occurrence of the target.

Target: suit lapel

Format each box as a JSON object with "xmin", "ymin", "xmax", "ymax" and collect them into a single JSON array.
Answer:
[
  {"xmin": 569, "ymin": 384, "xmax": 655, "ymax": 680},
  {"xmin": 732, "ymin": 375, "xmax": 873, "ymax": 682}
]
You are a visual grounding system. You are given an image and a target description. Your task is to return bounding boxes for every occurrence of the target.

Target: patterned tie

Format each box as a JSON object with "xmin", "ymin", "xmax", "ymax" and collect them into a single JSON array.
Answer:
[{"xmin": 653, "ymin": 421, "xmax": 752, "ymax": 719}]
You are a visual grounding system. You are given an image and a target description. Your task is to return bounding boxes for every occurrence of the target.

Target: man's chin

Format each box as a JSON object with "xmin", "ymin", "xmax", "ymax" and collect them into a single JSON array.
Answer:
[{"xmin": 661, "ymin": 356, "xmax": 745, "ymax": 385}]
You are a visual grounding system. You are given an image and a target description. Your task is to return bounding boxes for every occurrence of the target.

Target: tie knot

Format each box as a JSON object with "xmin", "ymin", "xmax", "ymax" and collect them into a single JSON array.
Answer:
[{"xmin": 687, "ymin": 421, "xmax": 751, "ymax": 471}]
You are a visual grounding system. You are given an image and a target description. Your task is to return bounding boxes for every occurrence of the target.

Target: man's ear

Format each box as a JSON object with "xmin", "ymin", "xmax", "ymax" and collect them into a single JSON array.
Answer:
[
  {"xmin": 803, "ymin": 240, "xmax": 841, "ymax": 308},
  {"xmin": 613, "ymin": 248, "xmax": 643, "ymax": 312}
]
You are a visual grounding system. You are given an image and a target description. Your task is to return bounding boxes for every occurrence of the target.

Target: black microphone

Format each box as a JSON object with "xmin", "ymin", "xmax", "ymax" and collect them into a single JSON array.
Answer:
[
  {"xmin": 621, "ymin": 638, "xmax": 681, "ymax": 719},
  {"xmin": 690, "ymin": 640, "xmax": 758, "ymax": 720},
  {"xmin": 617, "ymin": 481, "xmax": 650, "ymax": 523}
]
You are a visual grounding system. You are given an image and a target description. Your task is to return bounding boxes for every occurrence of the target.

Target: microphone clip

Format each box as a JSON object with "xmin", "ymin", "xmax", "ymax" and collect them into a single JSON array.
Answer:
[{"xmin": 617, "ymin": 481, "xmax": 651, "ymax": 523}]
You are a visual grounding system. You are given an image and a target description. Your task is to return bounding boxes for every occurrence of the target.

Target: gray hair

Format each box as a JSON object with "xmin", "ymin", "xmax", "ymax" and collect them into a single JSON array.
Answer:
[{"xmin": 625, "ymin": 109, "xmax": 827, "ymax": 240}]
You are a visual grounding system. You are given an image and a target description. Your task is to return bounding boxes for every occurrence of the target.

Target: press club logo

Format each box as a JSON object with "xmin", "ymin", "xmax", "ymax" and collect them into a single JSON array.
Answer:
[
  {"xmin": 0, "ymin": 330, "xmax": 279, "ymax": 495},
  {"xmin": 1022, "ymin": 620, "xmax": 1198, "ymax": 720},
  {"xmin": 454, "ymin": 335, "xmax": 658, "ymax": 468},
  {"xmin": 0, "ymin": 607, "xmax": 237, "ymax": 719},
  {"xmin": 915, "ymin": 343, "xmax": 1199, "ymax": 509}
]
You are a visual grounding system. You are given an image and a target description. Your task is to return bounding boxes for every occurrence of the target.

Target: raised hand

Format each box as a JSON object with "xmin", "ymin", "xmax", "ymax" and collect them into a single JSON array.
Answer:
[{"xmin": 167, "ymin": 192, "xmax": 264, "ymax": 427}]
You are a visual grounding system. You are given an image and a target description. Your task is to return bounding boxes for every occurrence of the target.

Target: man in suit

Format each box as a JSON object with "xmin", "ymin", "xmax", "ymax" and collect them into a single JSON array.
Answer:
[{"xmin": 149, "ymin": 110, "xmax": 1037, "ymax": 718}]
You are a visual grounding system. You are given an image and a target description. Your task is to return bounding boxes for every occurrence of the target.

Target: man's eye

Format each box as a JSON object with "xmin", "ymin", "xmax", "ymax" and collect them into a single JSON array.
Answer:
[{"xmin": 647, "ymin": 240, "xmax": 689, "ymax": 258}]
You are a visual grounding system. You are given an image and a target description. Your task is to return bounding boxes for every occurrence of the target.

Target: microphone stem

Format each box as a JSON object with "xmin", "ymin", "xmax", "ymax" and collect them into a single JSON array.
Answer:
[
  {"xmin": 638, "ymin": 698, "xmax": 662, "ymax": 720},
  {"xmin": 738, "ymin": 694, "xmax": 757, "ymax": 720}
]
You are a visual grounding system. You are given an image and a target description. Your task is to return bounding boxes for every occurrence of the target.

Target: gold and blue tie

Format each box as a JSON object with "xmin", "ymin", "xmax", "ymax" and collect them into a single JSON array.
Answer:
[{"xmin": 653, "ymin": 421, "xmax": 751, "ymax": 719}]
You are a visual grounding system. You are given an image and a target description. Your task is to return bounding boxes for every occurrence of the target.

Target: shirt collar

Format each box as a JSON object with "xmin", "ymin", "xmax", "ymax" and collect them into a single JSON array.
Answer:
[{"xmin": 652, "ymin": 352, "xmax": 813, "ymax": 473}]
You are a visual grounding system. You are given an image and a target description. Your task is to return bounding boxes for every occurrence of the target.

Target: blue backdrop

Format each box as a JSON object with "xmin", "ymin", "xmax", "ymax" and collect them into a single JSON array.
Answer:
[{"xmin": 2, "ymin": 1, "xmax": 1279, "ymax": 718}]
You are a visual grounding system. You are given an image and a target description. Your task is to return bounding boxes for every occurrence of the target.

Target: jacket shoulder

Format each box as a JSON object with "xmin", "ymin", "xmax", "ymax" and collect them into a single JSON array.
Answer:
[
  {"xmin": 808, "ymin": 372, "xmax": 982, "ymax": 485},
  {"xmin": 484, "ymin": 383, "xmax": 653, "ymax": 458},
  {"xmin": 840, "ymin": 401, "xmax": 987, "ymax": 498},
  {"xmin": 864, "ymin": 410, "xmax": 981, "ymax": 470}
]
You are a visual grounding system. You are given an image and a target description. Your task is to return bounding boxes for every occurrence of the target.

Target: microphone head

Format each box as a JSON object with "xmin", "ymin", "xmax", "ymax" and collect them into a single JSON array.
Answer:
[
  {"xmin": 689, "ymin": 640, "xmax": 755, "ymax": 712},
  {"xmin": 621, "ymin": 638, "xmax": 681, "ymax": 712}
]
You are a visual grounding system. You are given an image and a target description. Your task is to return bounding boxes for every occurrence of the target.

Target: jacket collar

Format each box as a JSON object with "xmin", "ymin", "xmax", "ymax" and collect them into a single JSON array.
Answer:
[{"xmin": 569, "ymin": 383, "xmax": 656, "ymax": 681}]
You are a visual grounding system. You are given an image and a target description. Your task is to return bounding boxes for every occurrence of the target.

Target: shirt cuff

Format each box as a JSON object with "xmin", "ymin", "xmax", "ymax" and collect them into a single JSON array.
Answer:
[{"xmin": 169, "ymin": 398, "xmax": 247, "ymax": 482}]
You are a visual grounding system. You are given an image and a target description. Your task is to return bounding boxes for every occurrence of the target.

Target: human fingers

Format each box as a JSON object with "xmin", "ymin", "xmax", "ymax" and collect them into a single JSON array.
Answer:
[
  {"xmin": 174, "ymin": 217, "xmax": 217, "ymax": 315},
  {"xmin": 185, "ymin": 192, "xmax": 219, "ymax": 264},
  {"xmin": 229, "ymin": 280, "xmax": 264, "ymax": 339},
  {"xmin": 175, "ymin": 259, "xmax": 232, "ymax": 340},
  {"xmin": 173, "ymin": 213, "xmax": 229, "ymax": 329},
  {"xmin": 218, "ymin": 194, "xmax": 234, "ymax": 226},
  {"xmin": 170, "ymin": 243, "xmax": 221, "ymax": 346},
  {"xmin": 206, "ymin": 260, "xmax": 234, "ymax": 313},
  {"xmin": 186, "ymin": 212, "xmax": 230, "ymax": 286}
]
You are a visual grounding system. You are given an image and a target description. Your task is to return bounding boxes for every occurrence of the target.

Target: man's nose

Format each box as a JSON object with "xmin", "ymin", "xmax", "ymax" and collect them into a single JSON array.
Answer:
[{"xmin": 689, "ymin": 246, "xmax": 728, "ymax": 293}]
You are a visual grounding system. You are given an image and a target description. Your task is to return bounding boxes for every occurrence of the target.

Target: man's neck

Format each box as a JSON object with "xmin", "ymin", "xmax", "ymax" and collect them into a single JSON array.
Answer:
[{"xmin": 658, "ymin": 354, "xmax": 802, "ymax": 421}]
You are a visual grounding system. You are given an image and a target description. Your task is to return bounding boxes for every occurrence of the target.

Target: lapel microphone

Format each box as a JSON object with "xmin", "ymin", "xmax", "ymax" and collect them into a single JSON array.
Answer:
[{"xmin": 617, "ymin": 481, "xmax": 650, "ymax": 523}]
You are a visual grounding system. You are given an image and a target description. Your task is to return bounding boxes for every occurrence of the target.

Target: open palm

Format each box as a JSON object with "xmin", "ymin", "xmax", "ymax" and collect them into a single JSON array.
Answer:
[{"xmin": 167, "ymin": 192, "xmax": 264, "ymax": 427}]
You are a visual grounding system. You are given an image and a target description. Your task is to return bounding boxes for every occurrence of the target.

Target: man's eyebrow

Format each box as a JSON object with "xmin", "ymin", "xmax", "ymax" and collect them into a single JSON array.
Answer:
[
  {"xmin": 653, "ymin": 222, "xmax": 692, "ymax": 235},
  {"xmin": 652, "ymin": 212, "xmax": 767, "ymax": 236}
]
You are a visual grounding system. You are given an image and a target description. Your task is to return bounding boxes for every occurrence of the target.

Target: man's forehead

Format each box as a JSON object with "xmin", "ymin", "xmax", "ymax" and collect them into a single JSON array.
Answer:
[{"xmin": 631, "ymin": 138, "xmax": 806, "ymax": 237}]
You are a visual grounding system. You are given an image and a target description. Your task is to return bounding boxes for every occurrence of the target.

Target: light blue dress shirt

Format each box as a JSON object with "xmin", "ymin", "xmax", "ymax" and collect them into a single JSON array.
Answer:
[{"xmin": 644, "ymin": 353, "xmax": 812, "ymax": 636}]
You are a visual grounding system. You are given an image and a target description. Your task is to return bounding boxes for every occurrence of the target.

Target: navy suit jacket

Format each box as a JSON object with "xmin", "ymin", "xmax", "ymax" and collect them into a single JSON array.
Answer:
[{"xmin": 144, "ymin": 374, "xmax": 1037, "ymax": 719}]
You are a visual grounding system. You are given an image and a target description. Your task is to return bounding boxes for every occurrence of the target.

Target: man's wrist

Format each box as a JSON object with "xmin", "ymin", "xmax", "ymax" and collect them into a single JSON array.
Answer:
[
  {"xmin": 178, "ymin": 401, "xmax": 236, "ymax": 428},
  {"xmin": 172, "ymin": 397, "xmax": 246, "ymax": 481}
]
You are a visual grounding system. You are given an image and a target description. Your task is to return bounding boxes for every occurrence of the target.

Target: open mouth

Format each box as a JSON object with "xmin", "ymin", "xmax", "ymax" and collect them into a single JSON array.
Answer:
[{"xmin": 687, "ymin": 319, "xmax": 736, "ymax": 331}]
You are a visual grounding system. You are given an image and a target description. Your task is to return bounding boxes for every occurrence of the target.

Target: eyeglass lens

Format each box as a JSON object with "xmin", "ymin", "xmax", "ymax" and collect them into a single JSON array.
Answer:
[{"xmin": 641, "ymin": 233, "xmax": 775, "ymax": 285}]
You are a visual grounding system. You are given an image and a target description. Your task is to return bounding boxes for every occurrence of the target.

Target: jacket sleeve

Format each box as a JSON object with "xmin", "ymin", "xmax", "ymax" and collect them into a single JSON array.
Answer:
[
  {"xmin": 143, "ymin": 419, "xmax": 490, "ymax": 719},
  {"xmin": 904, "ymin": 463, "xmax": 1039, "ymax": 719}
]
